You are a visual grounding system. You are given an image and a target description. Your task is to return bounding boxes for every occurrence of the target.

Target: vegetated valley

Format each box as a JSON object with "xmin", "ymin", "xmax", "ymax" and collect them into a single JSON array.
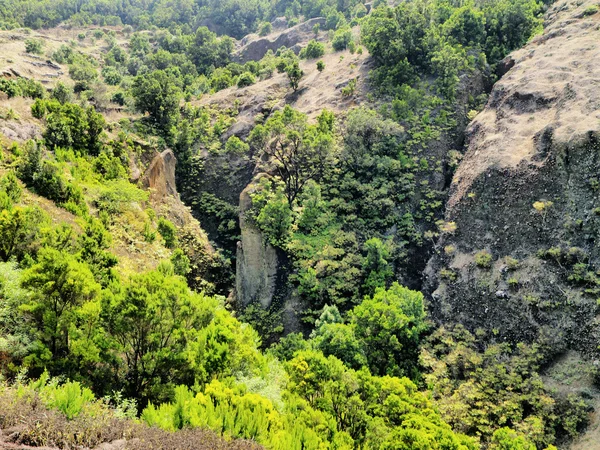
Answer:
[{"xmin": 0, "ymin": 0, "xmax": 599, "ymax": 448}]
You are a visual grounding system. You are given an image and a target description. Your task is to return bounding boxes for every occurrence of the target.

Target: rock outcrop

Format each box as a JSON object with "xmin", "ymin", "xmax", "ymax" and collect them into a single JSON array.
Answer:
[
  {"xmin": 235, "ymin": 174, "xmax": 287, "ymax": 308},
  {"xmin": 141, "ymin": 149, "xmax": 213, "ymax": 249},
  {"xmin": 233, "ymin": 18, "xmax": 326, "ymax": 63},
  {"xmin": 426, "ymin": 0, "xmax": 600, "ymax": 355}
]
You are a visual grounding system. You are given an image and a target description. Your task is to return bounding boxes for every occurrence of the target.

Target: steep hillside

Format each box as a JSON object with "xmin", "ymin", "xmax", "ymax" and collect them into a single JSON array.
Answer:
[{"xmin": 426, "ymin": 0, "xmax": 600, "ymax": 440}]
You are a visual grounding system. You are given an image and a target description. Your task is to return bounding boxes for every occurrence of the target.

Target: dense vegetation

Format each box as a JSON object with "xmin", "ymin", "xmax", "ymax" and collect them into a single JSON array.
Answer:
[{"xmin": 0, "ymin": 0, "xmax": 595, "ymax": 448}]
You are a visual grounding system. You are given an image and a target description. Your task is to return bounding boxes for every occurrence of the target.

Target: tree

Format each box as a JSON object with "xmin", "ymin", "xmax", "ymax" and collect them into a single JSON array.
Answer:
[
  {"xmin": 0, "ymin": 206, "xmax": 44, "ymax": 262},
  {"xmin": 101, "ymin": 270, "xmax": 210, "ymax": 403},
  {"xmin": 51, "ymin": 82, "xmax": 71, "ymax": 104},
  {"xmin": 258, "ymin": 22, "xmax": 272, "ymax": 36},
  {"xmin": 332, "ymin": 27, "xmax": 353, "ymax": 51},
  {"xmin": 158, "ymin": 217, "xmax": 178, "ymax": 248},
  {"xmin": 258, "ymin": 105, "xmax": 334, "ymax": 207},
  {"xmin": 77, "ymin": 219, "xmax": 118, "ymax": 286},
  {"xmin": 131, "ymin": 70, "xmax": 182, "ymax": 132},
  {"xmin": 362, "ymin": 237, "xmax": 393, "ymax": 294},
  {"xmin": 21, "ymin": 248, "xmax": 99, "ymax": 361},
  {"xmin": 351, "ymin": 282, "xmax": 426, "ymax": 377},
  {"xmin": 237, "ymin": 71, "xmax": 256, "ymax": 88},
  {"xmin": 286, "ymin": 61, "xmax": 304, "ymax": 91}
]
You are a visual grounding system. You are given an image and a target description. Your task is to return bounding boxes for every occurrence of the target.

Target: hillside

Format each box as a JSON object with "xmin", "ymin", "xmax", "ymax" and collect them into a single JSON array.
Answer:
[{"xmin": 0, "ymin": 0, "xmax": 599, "ymax": 448}]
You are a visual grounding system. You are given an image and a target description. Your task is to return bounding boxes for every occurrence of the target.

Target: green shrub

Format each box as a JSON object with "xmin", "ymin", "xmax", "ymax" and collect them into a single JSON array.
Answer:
[
  {"xmin": 101, "ymin": 66, "xmax": 122, "ymax": 85},
  {"xmin": 258, "ymin": 22, "xmax": 272, "ymax": 36},
  {"xmin": 582, "ymin": 5, "xmax": 598, "ymax": 16},
  {"xmin": 237, "ymin": 71, "xmax": 256, "ymax": 88},
  {"xmin": 95, "ymin": 179, "xmax": 148, "ymax": 215},
  {"xmin": 316, "ymin": 60, "xmax": 325, "ymax": 72},
  {"xmin": 51, "ymin": 82, "xmax": 71, "ymax": 104},
  {"xmin": 224, "ymin": 136, "xmax": 250, "ymax": 155},
  {"xmin": 332, "ymin": 28, "xmax": 352, "ymax": 51},
  {"xmin": 475, "ymin": 250, "xmax": 493, "ymax": 268},
  {"xmin": 158, "ymin": 217, "xmax": 178, "ymax": 248},
  {"xmin": 300, "ymin": 40, "xmax": 325, "ymax": 59},
  {"xmin": 25, "ymin": 38, "xmax": 43, "ymax": 54}
]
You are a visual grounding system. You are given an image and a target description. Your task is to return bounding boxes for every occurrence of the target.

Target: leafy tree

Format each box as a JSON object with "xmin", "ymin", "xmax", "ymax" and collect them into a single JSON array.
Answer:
[
  {"xmin": 332, "ymin": 27, "xmax": 353, "ymax": 51},
  {"xmin": 312, "ymin": 320, "xmax": 367, "ymax": 369},
  {"xmin": 362, "ymin": 237, "xmax": 393, "ymax": 294},
  {"xmin": 351, "ymin": 282, "xmax": 426, "ymax": 377},
  {"xmin": 158, "ymin": 217, "xmax": 178, "ymax": 248},
  {"xmin": 443, "ymin": 5, "xmax": 487, "ymax": 46},
  {"xmin": 258, "ymin": 22, "xmax": 272, "ymax": 36},
  {"xmin": 252, "ymin": 178, "xmax": 293, "ymax": 247},
  {"xmin": 286, "ymin": 61, "xmax": 304, "ymax": 91},
  {"xmin": 101, "ymin": 270, "xmax": 214, "ymax": 403},
  {"xmin": 68, "ymin": 60, "xmax": 98, "ymax": 83},
  {"xmin": 51, "ymin": 82, "xmax": 71, "ymax": 104},
  {"xmin": 21, "ymin": 248, "xmax": 99, "ymax": 362},
  {"xmin": 257, "ymin": 105, "xmax": 334, "ymax": 207},
  {"xmin": 43, "ymin": 102, "xmax": 106, "ymax": 156},
  {"xmin": 0, "ymin": 206, "xmax": 45, "ymax": 262},
  {"xmin": 237, "ymin": 71, "xmax": 256, "ymax": 88},
  {"xmin": 170, "ymin": 248, "xmax": 190, "ymax": 277},
  {"xmin": 77, "ymin": 219, "xmax": 118, "ymax": 286},
  {"xmin": 101, "ymin": 66, "xmax": 123, "ymax": 85},
  {"xmin": 131, "ymin": 70, "xmax": 182, "ymax": 132}
]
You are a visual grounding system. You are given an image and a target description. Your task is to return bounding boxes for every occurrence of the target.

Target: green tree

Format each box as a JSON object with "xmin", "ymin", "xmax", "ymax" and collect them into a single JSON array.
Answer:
[
  {"xmin": 21, "ymin": 248, "xmax": 99, "ymax": 361},
  {"xmin": 300, "ymin": 40, "xmax": 325, "ymax": 59},
  {"xmin": 286, "ymin": 61, "xmax": 304, "ymax": 91},
  {"xmin": 351, "ymin": 282, "xmax": 426, "ymax": 377},
  {"xmin": 51, "ymin": 82, "xmax": 71, "ymax": 104},
  {"xmin": 77, "ymin": 219, "xmax": 118, "ymax": 286},
  {"xmin": 257, "ymin": 105, "xmax": 334, "ymax": 206},
  {"xmin": 158, "ymin": 217, "xmax": 178, "ymax": 248},
  {"xmin": 362, "ymin": 237, "xmax": 393, "ymax": 294},
  {"xmin": 101, "ymin": 271, "xmax": 215, "ymax": 401},
  {"xmin": 0, "ymin": 206, "xmax": 45, "ymax": 262},
  {"xmin": 25, "ymin": 38, "xmax": 43, "ymax": 54},
  {"xmin": 131, "ymin": 70, "xmax": 182, "ymax": 132}
]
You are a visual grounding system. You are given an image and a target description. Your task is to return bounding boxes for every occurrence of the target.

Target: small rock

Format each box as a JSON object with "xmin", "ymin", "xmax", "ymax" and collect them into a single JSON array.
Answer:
[{"xmin": 496, "ymin": 290, "xmax": 509, "ymax": 299}]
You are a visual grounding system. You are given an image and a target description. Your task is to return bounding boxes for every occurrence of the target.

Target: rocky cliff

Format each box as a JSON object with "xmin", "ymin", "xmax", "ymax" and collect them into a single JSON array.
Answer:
[
  {"xmin": 233, "ymin": 18, "xmax": 326, "ymax": 63},
  {"xmin": 426, "ymin": 0, "xmax": 600, "ymax": 355}
]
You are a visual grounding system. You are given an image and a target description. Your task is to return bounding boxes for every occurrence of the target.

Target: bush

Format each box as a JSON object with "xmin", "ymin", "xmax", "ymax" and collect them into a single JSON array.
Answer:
[
  {"xmin": 158, "ymin": 217, "xmax": 178, "ymax": 248},
  {"xmin": 317, "ymin": 60, "xmax": 325, "ymax": 72},
  {"xmin": 69, "ymin": 61, "xmax": 97, "ymax": 83},
  {"xmin": 225, "ymin": 136, "xmax": 250, "ymax": 155},
  {"xmin": 258, "ymin": 22, "xmax": 272, "ymax": 36},
  {"xmin": 95, "ymin": 179, "xmax": 148, "ymax": 215},
  {"xmin": 332, "ymin": 28, "xmax": 352, "ymax": 51},
  {"xmin": 101, "ymin": 66, "xmax": 122, "ymax": 85},
  {"xmin": 300, "ymin": 40, "xmax": 325, "ymax": 59},
  {"xmin": 475, "ymin": 249, "xmax": 493, "ymax": 268},
  {"xmin": 237, "ymin": 71, "xmax": 256, "ymax": 88},
  {"xmin": 51, "ymin": 82, "xmax": 71, "ymax": 104},
  {"xmin": 25, "ymin": 38, "xmax": 43, "ymax": 54}
]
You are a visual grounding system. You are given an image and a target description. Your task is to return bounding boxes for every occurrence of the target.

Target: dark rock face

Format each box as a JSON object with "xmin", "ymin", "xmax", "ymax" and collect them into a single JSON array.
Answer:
[
  {"xmin": 425, "ymin": 0, "xmax": 600, "ymax": 356},
  {"xmin": 232, "ymin": 18, "xmax": 326, "ymax": 63}
]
